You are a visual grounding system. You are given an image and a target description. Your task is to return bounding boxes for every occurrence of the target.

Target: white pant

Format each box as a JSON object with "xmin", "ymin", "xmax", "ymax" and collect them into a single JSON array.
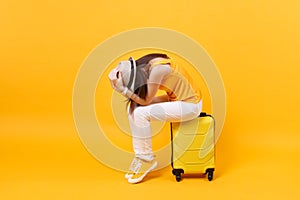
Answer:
[{"xmin": 128, "ymin": 100, "xmax": 203, "ymax": 161}]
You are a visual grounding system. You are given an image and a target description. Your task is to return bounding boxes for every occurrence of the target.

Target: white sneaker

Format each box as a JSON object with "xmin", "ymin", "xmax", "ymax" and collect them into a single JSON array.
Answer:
[
  {"xmin": 125, "ymin": 157, "xmax": 139, "ymax": 179},
  {"xmin": 128, "ymin": 157, "xmax": 158, "ymax": 184}
]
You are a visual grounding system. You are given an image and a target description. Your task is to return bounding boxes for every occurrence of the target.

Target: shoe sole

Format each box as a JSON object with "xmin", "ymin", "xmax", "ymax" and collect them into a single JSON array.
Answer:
[
  {"xmin": 128, "ymin": 161, "xmax": 158, "ymax": 184},
  {"xmin": 125, "ymin": 173, "xmax": 133, "ymax": 179}
]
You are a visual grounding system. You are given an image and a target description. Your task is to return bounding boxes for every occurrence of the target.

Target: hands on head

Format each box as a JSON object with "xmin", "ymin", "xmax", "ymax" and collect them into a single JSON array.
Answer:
[{"xmin": 109, "ymin": 69, "xmax": 126, "ymax": 94}]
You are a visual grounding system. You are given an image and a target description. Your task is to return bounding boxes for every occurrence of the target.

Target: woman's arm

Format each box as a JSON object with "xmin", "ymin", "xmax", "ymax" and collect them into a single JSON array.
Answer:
[
  {"xmin": 150, "ymin": 94, "xmax": 169, "ymax": 104},
  {"xmin": 125, "ymin": 65, "xmax": 171, "ymax": 105}
]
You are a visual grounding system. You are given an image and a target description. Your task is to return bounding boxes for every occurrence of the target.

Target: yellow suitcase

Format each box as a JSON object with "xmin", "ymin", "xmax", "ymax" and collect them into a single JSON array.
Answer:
[{"xmin": 171, "ymin": 112, "xmax": 215, "ymax": 182}]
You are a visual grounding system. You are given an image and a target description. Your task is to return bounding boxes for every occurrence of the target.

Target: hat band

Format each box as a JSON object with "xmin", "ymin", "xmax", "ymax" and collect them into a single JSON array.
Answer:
[{"xmin": 127, "ymin": 58, "xmax": 135, "ymax": 90}]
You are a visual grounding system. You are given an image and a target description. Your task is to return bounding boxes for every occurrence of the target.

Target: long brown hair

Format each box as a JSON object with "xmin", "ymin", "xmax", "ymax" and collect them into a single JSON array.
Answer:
[{"xmin": 128, "ymin": 53, "xmax": 170, "ymax": 114}]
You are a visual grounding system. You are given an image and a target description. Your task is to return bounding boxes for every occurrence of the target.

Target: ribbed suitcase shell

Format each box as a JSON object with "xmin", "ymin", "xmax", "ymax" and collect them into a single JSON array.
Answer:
[{"xmin": 171, "ymin": 112, "xmax": 215, "ymax": 181}]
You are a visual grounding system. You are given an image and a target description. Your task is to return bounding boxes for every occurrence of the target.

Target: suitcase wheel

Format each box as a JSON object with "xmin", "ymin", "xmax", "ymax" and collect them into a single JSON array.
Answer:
[
  {"xmin": 172, "ymin": 169, "xmax": 184, "ymax": 182},
  {"xmin": 208, "ymin": 172, "xmax": 213, "ymax": 181},
  {"xmin": 176, "ymin": 174, "xmax": 181, "ymax": 182},
  {"xmin": 206, "ymin": 168, "xmax": 214, "ymax": 181}
]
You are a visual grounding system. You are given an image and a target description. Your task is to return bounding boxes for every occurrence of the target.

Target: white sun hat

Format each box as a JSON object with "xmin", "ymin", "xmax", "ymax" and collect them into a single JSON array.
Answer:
[{"xmin": 108, "ymin": 57, "xmax": 137, "ymax": 91}]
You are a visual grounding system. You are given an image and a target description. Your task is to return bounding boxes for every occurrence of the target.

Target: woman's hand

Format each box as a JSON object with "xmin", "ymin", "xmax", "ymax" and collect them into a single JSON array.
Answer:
[{"xmin": 109, "ymin": 72, "xmax": 126, "ymax": 94}]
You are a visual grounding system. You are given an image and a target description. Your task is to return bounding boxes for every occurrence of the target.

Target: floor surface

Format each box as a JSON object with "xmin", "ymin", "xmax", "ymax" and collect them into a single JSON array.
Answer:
[{"xmin": 1, "ymin": 115, "xmax": 299, "ymax": 200}]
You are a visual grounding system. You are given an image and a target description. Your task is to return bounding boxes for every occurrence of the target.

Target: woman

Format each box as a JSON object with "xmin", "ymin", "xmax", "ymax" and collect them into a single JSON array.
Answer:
[{"xmin": 109, "ymin": 53, "xmax": 202, "ymax": 184}]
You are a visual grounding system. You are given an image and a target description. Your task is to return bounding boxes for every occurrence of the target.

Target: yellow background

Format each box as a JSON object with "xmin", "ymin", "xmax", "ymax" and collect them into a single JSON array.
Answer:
[{"xmin": 1, "ymin": 0, "xmax": 300, "ymax": 199}]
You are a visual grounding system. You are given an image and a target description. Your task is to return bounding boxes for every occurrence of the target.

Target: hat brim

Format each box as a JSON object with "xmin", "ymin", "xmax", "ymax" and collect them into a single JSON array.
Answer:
[{"xmin": 127, "ymin": 57, "xmax": 136, "ymax": 91}]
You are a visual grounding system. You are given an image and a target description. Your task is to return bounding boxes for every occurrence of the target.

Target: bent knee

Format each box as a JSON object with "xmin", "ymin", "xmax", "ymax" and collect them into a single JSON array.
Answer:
[{"xmin": 133, "ymin": 106, "xmax": 149, "ymax": 120}]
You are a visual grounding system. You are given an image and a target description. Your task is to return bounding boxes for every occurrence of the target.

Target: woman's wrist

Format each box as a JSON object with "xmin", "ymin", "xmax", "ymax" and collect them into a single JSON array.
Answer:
[
  {"xmin": 122, "ymin": 87, "xmax": 128, "ymax": 95},
  {"xmin": 120, "ymin": 86, "xmax": 133, "ymax": 99},
  {"xmin": 125, "ymin": 89, "xmax": 134, "ymax": 98}
]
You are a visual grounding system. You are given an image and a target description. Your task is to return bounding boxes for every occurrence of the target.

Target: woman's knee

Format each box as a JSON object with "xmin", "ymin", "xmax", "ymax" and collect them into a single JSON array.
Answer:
[{"xmin": 132, "ymin": 107, "xmax": 150, "ymax": 125}]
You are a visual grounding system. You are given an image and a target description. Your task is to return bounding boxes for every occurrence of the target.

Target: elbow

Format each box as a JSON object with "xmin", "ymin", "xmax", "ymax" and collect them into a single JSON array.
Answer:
[{"xmin": 140, "ymin": 98, "xmax": 152, "ymax": 106}]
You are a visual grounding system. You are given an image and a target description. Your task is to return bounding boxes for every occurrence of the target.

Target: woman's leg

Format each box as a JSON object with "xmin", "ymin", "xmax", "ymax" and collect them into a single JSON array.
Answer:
[
  {"xmin": 126, "ymin": 100, "xmax": 202, "ymax": 183},
  {"xmin": 128, "ymin": 100, "xmax": 202, "ymax": 160}
]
